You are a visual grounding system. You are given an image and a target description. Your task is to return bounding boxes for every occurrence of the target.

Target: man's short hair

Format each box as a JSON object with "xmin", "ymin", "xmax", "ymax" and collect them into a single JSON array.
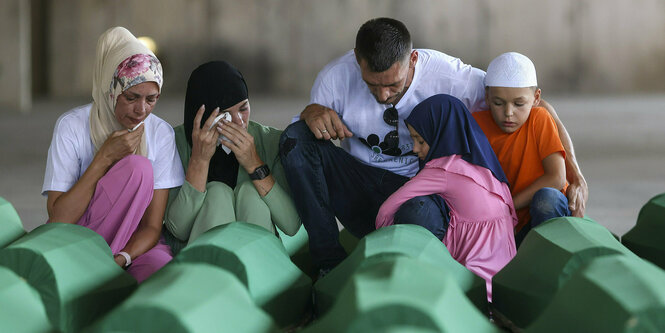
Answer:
[{"xmin": 355, "ymin": 17, "xmax": 412, "ymax": 72}]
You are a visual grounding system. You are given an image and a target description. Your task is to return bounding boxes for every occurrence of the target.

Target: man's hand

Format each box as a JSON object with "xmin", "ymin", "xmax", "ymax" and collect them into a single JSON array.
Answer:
[
  {"xmin": 300, "ymin": 104, "xmax": 353, "ymax": 140},
  {"xmin": 567, "ymin": 179, "xmax": 588, "ymax": 217}
]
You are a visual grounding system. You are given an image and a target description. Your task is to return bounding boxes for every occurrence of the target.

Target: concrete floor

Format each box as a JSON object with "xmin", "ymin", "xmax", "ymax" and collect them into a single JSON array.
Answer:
[{"xmin": 1, "ymin": 94, "xmax": 664, "ymax": 236}]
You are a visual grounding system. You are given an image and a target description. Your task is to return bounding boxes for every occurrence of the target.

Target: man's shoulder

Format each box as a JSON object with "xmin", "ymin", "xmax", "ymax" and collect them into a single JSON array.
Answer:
[
  {"xmin": 416, "ymin": 49, "xmax": 479, "ymax": 72},
  {"xmin": 319, "ymin": 50, "xmax": 358, "ymax": 76}
]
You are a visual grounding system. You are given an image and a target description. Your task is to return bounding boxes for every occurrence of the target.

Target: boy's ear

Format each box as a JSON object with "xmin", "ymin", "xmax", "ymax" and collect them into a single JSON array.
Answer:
[
  {"xmin": 484, "ymin": 87, "xmax": 491, "ymax": 107},
  {"xmin": 533, "ymin": 88, "xmax": 542, "ymax": 107}
]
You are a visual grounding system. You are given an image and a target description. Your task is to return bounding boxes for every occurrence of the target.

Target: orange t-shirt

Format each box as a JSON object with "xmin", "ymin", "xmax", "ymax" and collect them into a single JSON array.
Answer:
[{"xmin": 473, "ymin": 107, "xmax": 567, "ymax": 231}]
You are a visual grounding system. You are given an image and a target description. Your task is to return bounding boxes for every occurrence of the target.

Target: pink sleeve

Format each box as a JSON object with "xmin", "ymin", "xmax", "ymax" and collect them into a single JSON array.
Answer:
[{"xmin": 375, "ymin": 166, "xmax": 447, "ymax": 229}]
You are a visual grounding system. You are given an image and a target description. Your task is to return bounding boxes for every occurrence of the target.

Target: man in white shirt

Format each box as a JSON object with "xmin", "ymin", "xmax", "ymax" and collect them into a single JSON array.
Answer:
[{"xmin": 279, "ymin": 17, "xmax": 587, "ymax": 275}]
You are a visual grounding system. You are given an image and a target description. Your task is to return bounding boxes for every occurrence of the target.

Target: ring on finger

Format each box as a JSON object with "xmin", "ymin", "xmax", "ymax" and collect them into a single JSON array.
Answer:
[{"xmin": 320, "ymin": 129, "xmax": 328, "ymax": 133}]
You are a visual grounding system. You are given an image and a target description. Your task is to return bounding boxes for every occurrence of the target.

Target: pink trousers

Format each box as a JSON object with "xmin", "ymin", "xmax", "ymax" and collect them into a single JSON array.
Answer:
[{"xmin": 76, "ymin": 155, "xmax": 172, "ymax": 283}]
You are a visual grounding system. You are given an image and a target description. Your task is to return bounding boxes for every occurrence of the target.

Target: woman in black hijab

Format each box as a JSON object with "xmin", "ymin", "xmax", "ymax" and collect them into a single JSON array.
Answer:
[{"xmin": 164, "ymin": 61, "xmax": 301, "ymax": 249}]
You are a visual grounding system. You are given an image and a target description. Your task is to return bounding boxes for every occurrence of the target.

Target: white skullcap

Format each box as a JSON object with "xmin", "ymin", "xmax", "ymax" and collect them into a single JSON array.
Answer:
[{"xmin": 484, "ymin": 52, "xmax": 537, "ymax": 88}]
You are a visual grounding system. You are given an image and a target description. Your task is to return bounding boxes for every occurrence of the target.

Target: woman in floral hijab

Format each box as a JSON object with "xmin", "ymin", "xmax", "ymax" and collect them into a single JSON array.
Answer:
[{"xmin": 42, "ymin": 27, "xmax": 184, "ymax": 282}]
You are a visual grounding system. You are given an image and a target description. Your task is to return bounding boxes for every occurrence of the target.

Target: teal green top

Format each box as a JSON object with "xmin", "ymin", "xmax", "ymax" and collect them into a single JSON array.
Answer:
[{"xmin": 164, "ymin": 121, "xmax": 301, "ymax": 240}]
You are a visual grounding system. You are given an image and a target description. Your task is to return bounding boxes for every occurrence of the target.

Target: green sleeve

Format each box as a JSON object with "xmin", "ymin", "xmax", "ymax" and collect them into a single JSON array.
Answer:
[
  {"xmin": 249, "ymin": 122, "xmax": 302, "ymax": 236},
  {"xmin": 163, "ymin": 125, "xmax": 205, "ymax": 241}
]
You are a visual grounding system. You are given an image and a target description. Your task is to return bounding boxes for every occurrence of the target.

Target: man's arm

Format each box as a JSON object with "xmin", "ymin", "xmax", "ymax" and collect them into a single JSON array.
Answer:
[{"xmin": 538, "ymin": 99, "xmax": 588, "ymax": 217}]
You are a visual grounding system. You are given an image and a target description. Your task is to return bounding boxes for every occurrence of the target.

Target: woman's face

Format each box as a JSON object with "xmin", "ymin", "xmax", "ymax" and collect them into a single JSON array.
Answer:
[
  {"xmin": 114, "ymin": 81, "xmax": 160, "ymax": 129},
  {"xmin": 223, "ymin": 99, "xmax": 250, "ymax": 129}
]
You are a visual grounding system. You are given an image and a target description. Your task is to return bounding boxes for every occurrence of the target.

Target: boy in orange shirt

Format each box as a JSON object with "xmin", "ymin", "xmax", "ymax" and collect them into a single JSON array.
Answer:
[{"xmin": 473, "ymin": 52, "xmax": 570, "ymax": 246}]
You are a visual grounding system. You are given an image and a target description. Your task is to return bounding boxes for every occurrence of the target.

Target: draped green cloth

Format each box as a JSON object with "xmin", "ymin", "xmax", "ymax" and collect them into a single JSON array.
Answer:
[
  {"xmin": 173, "ymin": 222, "xmax": 311, "ymax": 328},
  {"xmin": 89, "ymin": 263, "xmax": 278, "ymax": 333},
  {"xmin": 314, "ymin": 224, "xmax": 486, "ymax": 316},
  {"xmin": 622, "ymin": 192, "xmax": 665, "ymax": 269},
  {"xmin": 307, "ymin": 255, "xmax": 500, "ymax": 333},
  {"xmin": 0, "ymin": 197, "xmax": 26, "ymax": 248},
  {"xmin": 492, "ymin": 217, "xmax": 638, "ymax": 328},
  {"xmin": 0, "ymin": 223, "xmax": 136, "ymax": 332},
  {"xmin": 0, "ymin": 266, "xmax": 52, "ymax": 333},
  {"xmin": 528, "ymin": 255, "xmax": 665, "ymax": 332}
]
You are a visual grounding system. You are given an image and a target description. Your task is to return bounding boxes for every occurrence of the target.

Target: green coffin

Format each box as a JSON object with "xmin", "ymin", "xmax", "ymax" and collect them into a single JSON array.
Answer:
[
  {"xmin": 527, "ymin": 255, "xmax": 665, "ymax": 332},
  {"xmin": 0, "ymin": 223, "xmax": 136, "ymax": 332},
  {"xmin": 0, "ymin": 266, "xmax": 52, "ymax": 333},
  {"xmin": 277, "ymin": 223, "xmax": 309, "ymax": 257},
  {"xmin": 622, "ymin": 192, "xmax": 665, "ymax": 269},
  {"xmin": 0, "ymin": 197, "xmax": 26, "ymax": 248},
  {"xmin": 88, "ymin": 263, "xmax": 278, "ymax": 333},
  {"xmin": 173, "ymin": 222, "xmax": 312, "ymax": 328},
  {"xmin": 283, "ymin": 227, "xmax": 358, "ymax": 280},
  {"xmin": 492, "ymin": 216, "xmax": 638, "ymax": 328},
  {"xmin": 314, "ymin": 224, "xmax": 486, "ymax": 316},
  {"xmin": 306, "ymin": 255, "xmax": 500, "ymax": 333}
]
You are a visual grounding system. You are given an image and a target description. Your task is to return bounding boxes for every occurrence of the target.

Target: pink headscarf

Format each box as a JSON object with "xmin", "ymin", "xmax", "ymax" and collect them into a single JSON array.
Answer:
[{"xmin": 89, "ymin": 27, "xmax": 163, "ymax": 157}]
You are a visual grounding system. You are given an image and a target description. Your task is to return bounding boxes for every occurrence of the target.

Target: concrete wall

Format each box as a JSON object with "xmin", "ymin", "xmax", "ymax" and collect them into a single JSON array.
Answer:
[
  {"xmin": 35, "ymin": 0, "xmax": 665, "ymax": 97},
  {"xmin": 0, "ymin": 0, "xmax": 31, "ymax": 111}
]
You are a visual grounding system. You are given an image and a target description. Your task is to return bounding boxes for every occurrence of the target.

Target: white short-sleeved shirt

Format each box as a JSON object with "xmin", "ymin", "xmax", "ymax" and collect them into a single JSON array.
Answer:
[
  {"xmin": 310, "ymin": 49, "xmax": 487, "ymax": 177},
  {"xmin": 42, "ymin": 104, "xmax": 185, "ymax": 195}
]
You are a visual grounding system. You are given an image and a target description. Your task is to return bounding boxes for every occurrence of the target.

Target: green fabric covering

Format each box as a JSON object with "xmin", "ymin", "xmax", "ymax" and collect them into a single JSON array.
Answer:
[
  {"xmin": 0, "ymin": 197, "xmax": 26, "ymax": 248},
  {"xmin": 527, "ymin": 255, "xmax": 665, "ymax": 332},
  {"xmin": 173, "ymin": 222, "xmax": 312, "ymax": 328},
  {"xmin": 622, "ymin": 192, "xmax": 665, "ymax": 269},
  {"xmin": 88, "ymin": 263, "xmax": 278, "ymax": 333},
  {"xmin": 339, "ymin": 227, "xmax": 360, "ymax": 254},
  {"xmin": 492, "ymin": 216, "xmax": 638, "ymax": 328},
  {"xmin": 277, "ymin": 222, "xmax": 309, "ymax": 256},
  {"xmin": 0, "ymin": 266, "xmax": 52, "ymax": 333},
  {"xmin": 0, "ymin": 223, "xmax": 136, "ymax": 332},
  {"xmin": 280, "ymin": 227, "xmax": 358, "ymax": 281},
  {"xmin": 306, "ymin": 255, "xmax": 500, "ymax": 333},
  {"xmin": 314, "ymin": 224, "xmax": 486, "ymax": 316}
]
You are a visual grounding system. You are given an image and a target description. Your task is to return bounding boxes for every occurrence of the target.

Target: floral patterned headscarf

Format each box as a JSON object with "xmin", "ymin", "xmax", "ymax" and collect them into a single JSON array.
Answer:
[{"xmin": 90, "ymin": 27, "xmax": 163, "ymax": 157}]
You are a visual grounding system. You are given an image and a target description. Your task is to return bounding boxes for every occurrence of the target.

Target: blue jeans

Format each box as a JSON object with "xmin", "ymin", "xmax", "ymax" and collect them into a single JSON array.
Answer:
[
  {"xmin": 279, "ymin": 121, "xmax": 449, "ymax": 270},
  {"xmin": 515, "ymin": 187, "xmax": 571, "ymax": 247}
]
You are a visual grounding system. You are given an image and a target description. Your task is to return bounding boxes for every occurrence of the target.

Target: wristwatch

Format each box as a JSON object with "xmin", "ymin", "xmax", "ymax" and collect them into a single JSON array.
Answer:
[{"xmin": 249, "ymin": 164, "xmax": 271, "ymax": 180}]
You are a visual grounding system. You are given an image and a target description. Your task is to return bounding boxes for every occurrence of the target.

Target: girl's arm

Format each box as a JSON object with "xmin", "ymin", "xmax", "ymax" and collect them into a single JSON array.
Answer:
[
  {"xmin": 47, "ymin": 127, "xmax": 144, "ymax": 223},
  {"xmin": 376, "ymin": 167, "xmax": 447, "ymax": 229},
  {"xmin": 512, "ymin": 152, "xmax": 566, "ymax": 210},
  {"xmin": 113, "ymin": 188, "xmax": 168, "ymax": 267}
]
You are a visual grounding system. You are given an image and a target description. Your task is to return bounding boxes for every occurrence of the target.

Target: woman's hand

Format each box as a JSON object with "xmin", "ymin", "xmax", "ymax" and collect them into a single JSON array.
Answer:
[
  {"xmin": 190, "ymin": 105, "xmax": 220, "ymax": 163},
  {"xmin": 219, "ymin": 120, "xmax": 263, "ymax": 173},
  {"xmin": 97, "ymin": 124, "xmax": 144, "ymax": 166},
  {"xmin": 114, "ymin": 254, "xmax": 127, "ymax": 267}
]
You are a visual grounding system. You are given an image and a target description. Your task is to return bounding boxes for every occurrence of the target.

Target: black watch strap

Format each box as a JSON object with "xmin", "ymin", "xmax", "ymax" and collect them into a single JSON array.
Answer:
[{"xmin": 249, "ymin": 164, "xmax": 270, "ymax": 180}]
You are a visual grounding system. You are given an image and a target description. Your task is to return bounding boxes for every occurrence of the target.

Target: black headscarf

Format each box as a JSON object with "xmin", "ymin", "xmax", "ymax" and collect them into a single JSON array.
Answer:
[{"xmin": 184, "ymin": 61, "xmax": 249, "ymax": 187}]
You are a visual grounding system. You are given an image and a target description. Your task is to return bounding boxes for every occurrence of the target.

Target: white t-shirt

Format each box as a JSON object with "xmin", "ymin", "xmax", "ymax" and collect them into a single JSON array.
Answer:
[
  {"xmin": 310, "ymin": 49, "xmax": 486, "ymax": 177},
  {"xmin": 42, "ymin": 104, "xmax": 184, "ymax": 195}
]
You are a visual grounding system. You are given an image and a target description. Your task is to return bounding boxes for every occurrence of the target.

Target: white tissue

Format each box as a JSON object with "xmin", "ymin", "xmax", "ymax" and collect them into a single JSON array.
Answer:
[
  {"xmin": 210, "ymin": 112, "xmax": 232, "ymax": 154},
  {"xmin": 128, "ymin": 121, "xmax": 144, "ymax": 132}
]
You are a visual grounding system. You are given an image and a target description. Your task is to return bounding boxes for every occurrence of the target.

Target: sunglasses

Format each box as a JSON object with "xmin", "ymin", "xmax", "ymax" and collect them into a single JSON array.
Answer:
[{"xmin": 359, "ymin": 106, "xmax": 414, "ymax": 157}]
